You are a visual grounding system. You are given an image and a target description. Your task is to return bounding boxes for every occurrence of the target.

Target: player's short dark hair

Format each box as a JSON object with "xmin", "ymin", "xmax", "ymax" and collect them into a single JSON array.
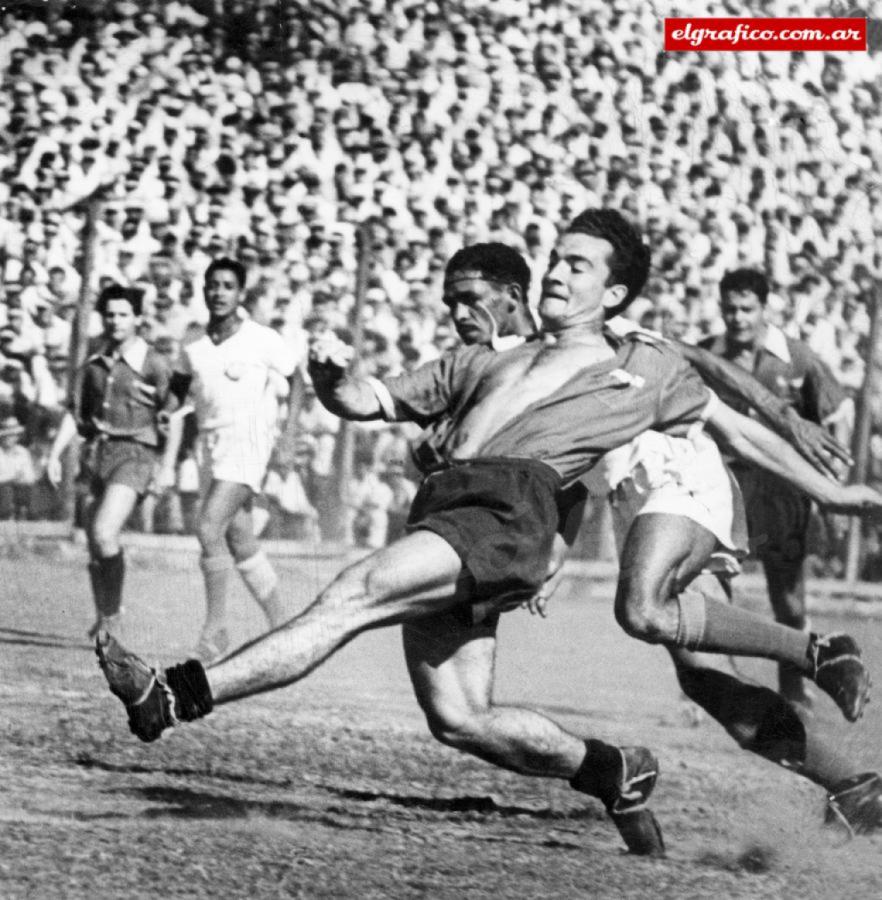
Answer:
[
  {"xmin": 95, "ymin": 284, "xmax": 143, "ymax": 316},
  {"xmin": 719, "ymin": 268, "xmax": 769, "ymax": 305},
  {"xmin": 205, "ymin": 256, "xmax": 247, "ymax": 288},
  {"xmin": 445, "ymin": 242, "xmax": 531, "ymax": 303},
  {"xmin": 565, "ymin": 208, "xmax": 651, "ymax": 318}
]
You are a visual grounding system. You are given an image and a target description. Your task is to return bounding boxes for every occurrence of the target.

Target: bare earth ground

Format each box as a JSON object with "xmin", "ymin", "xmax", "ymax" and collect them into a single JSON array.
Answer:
[{"xmin": 1, "ymin": 543, "xmax": 881, "ymax": 899}]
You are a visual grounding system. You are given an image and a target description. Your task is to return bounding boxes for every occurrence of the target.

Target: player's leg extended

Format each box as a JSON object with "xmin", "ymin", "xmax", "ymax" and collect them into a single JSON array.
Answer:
[
  {"xmin": 87, "ymin": 482, "xmax": 139, "ymax": 633},
  {"xmin": 208, "ymin": 529, "xmax": 468, "ymax": 702},
  {"xmin": 403, "ymin": 608, "xmax": 664, "ymax": 855},
  {"xmin": 97, "ymin": 529, "xmax": 467, "ymax": 741},
  {"xmin": 193, "ymin": 479, "xmax": 253, "ymax": 659},
  {"xmin": 225, "ymin": 501, "xmax": 287, "ymax": 629},
  {"xmin": 615, "ymin": 513, "xmax": 869, "ymax": 721}
]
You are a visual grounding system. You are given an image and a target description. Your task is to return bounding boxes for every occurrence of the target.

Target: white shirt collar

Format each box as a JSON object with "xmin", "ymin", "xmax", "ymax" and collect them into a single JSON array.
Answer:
[
  {"xmin": 90, "ymin": 336, "xmax": 149, "ymax": 372},
  {"xmin": 490, "ymin": 334, "xmax": 527, "ymax": 351},
  {"xmin": 761, "ymin": 324, "xmax": 791, "ymax": 363}
]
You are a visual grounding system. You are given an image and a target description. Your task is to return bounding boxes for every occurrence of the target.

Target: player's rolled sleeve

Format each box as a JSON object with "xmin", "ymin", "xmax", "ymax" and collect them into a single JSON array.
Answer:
[{"xmin": 377, "ymin": 345, "xmax": 476, "ymax": 425}]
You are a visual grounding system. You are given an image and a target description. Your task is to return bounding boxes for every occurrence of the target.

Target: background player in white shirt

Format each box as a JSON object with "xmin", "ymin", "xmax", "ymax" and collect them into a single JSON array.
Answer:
[{"xmin": 160, "ymin": 258, "xmax": 297, "ymax": 661}]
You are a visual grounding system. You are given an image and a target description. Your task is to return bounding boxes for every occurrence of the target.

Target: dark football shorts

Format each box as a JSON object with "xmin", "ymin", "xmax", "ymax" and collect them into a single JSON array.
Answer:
[
  {"xmin": 732, "ymin": 464, "xmax": 811, "ymax": 566},
  {"xmin": 88, "ymin": 438, "xmax": 159, "ymax": 498},
  {"xmin": 407, "ymin": 457, "xmax": 562, "ymax": 626}
]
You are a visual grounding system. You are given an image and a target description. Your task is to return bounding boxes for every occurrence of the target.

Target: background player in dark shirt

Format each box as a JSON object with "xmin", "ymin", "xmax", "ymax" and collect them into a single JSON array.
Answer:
[
  {"xmin": 47, "ymin": 285, "xmax": 171, "ymax": 637},
  {"xmin": 701, "ymin": 268, "xmax": 852, "ymax": 704}
]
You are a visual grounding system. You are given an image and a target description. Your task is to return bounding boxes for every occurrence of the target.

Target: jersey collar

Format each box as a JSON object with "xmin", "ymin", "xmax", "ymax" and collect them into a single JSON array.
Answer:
[
  {"xmin": 90, "ymin": 336, "xmax": 149, "ymax": 372},
  {"xmin": 490, "ymin": 333, "xmax": 527, "ymax": 351},
  {"xmin": 761, "ymin": 324, "xmax": 791, "ymax": 363}
]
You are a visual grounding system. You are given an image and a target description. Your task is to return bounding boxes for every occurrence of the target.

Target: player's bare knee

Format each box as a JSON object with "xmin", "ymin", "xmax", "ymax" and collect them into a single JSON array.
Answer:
[
  {"xmin": 614, "ymin": 584, "xmax": 667, "ymax": 643},
  {"xmin": 195, "ymin": 519, "xmax": 224, "ymax": 554},
  {"xmin": 423, "ymin": 702, "xmax": 485, "ymax": 750},
  {"xmin": 91, "ymin": 524, "xmax": 120, "ymax": 558}
]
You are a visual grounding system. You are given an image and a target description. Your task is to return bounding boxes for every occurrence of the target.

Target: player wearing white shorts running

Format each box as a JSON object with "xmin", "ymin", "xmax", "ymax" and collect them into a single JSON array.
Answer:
[{"xmin": 160, "ymin": 258, "xmax": 297, "ymax": 661}]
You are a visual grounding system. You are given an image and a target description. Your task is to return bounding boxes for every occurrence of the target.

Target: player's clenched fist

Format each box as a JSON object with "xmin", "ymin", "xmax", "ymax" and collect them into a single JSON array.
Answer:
[{"xmin": 308, "ymin": 334, "xmax": 354, "ymax": 376}]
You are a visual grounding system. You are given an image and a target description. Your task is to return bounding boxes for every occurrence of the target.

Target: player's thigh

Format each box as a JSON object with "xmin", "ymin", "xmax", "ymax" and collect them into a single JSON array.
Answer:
[
  {"xmin": 333, "ymin": 529, "xmax": 464, "ymax": 609},
  {"xmin": 618, "ymin": 513, "xmax": 717, "ymax": 600},
  {"xmin": 198, "ymin": 479, "xmax": 252, "ymax": 542},
  {"xmin": 90, "ymin": 482, "xmax": 140, "ymax": 543},
  {"xmin": 403, "ymin": 609, "xmax": 497, "ymax": 720}
]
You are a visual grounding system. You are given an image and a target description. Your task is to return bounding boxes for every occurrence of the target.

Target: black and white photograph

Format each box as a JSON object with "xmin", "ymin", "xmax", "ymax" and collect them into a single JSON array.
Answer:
[{"xmin": 1, "ymin": 1, "xmax": 881, "ymax": 897}]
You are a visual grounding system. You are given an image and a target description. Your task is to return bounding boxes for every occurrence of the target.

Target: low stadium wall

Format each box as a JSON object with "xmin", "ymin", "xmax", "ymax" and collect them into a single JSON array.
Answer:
[{"xmin": 2, "ymin": 520, "xmax": 879, "ymax": 618}]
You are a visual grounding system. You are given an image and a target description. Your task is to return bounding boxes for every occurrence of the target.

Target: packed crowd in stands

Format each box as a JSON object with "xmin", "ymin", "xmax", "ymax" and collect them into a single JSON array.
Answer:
[{"xmin": 1, "ymin": 0, "xmax": 881, "ymax": 570}]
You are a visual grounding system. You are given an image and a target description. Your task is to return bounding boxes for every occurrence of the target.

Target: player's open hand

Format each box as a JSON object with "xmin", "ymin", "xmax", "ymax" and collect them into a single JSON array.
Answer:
[
  {"xmin": 784, "ymin": 411, "xmax": 853, "ymax": 481},
  {"xmin": 522, "ymin": 566, "xmax": 567, "ymax": 617},
  {"xmin": 308, "ymin": 334, "xmax": 354, "ymax": 375}
]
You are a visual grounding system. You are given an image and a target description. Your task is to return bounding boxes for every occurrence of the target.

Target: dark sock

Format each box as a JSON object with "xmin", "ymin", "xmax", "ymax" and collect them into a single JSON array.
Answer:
[
  {"xmin": 677, "ymin": 665, "xmax": 806, "ymax": 766},
  {"xmin": 164, "ymin": 660, "xmax": 213, "ymax": 721},
  {"xmin": 98, "ymin": 552, "xmax": 125, "ymax": 616},
  {"xmin": 88, "ymin": 560, "xmax": 108, "ymax": 615},
  {"xmin": 569, "ymin": 739, "xmax": 622, "ymax": 808}
]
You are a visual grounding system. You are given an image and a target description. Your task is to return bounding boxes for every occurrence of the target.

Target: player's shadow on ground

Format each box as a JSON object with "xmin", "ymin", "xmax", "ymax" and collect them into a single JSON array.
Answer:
[
  {"xmin": 126, "ymin": 785, "xmax": 314, "ymax": 820},
  {"xmin": 117, "ymin": 784, "xmax": 595, "ymax": 823},
  {"xmin": 323, "ymin": 786, "xmax": 596, "ymax": 820},
  {"xmin": 0, "ymin": 627, "xmax": 91, "ymax": 651}
]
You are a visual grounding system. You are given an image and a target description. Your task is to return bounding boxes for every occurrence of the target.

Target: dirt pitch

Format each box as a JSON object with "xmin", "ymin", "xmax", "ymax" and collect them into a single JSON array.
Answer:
[{"xmin": 1, "ymin": 544, "xmax": 881, "ymax": 899}]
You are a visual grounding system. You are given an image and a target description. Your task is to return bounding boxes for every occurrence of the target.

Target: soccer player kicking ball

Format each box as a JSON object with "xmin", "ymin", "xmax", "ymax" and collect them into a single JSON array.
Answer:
[{"xmin": 95, "ymin": 211, "xmax": 878, "ymax": 855}]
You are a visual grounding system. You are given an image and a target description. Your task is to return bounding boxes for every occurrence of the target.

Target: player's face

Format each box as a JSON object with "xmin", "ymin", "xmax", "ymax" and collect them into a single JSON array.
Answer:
[
  {"xmin": 204, "ymin": 268, "xmax": 242, "ymax": 319},
  {"xmin": 101, "ymin": 298, "xmax": 139, "ymax": 345},
  {"xmin": 539, "ymin": 232, "xmax": 623, "ymax": 331},
  {"xmin": 721, "ymin": 289, "xmax": 764, "ymax": 347},
  {"xmin": 442, "ymin": 269, "xmax": 517, "ymax": 345}
]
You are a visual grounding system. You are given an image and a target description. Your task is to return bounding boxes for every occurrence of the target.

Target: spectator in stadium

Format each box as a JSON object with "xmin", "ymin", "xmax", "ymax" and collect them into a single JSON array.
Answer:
[
  {"xmin": 295, "ymin": 379, "xmax": 340, "ymax": 539},
  {"xmin": 346, "ymin": 453, "xmax": 394, "ymax": 549},
  {"xmin": 0, "ymin": 415, "xmax": 36, "ymax": 520}
]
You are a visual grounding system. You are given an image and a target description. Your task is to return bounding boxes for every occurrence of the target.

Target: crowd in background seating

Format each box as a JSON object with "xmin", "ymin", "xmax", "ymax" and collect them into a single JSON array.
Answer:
[{"xmin": 1, "ymin": 0, "xmax": 881, "ymax": 571}]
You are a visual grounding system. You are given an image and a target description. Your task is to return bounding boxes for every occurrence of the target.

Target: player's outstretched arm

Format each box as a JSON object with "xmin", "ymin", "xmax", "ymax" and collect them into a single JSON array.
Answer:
[
  {"xmin": 706, "ymin": 401, "xmax": 882, "ymax": 516},
  {"xmin": 676, "ymin": 342, "xmax": 852, "ymax": 478},
  {"xmin": 307, "ymin": 334, "xmax": 383, "ymax": 421}
]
